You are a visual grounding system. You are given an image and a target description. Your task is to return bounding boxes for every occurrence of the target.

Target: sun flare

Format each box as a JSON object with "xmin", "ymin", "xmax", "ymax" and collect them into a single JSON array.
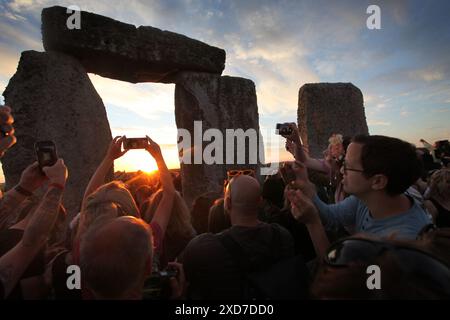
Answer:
[{"xmin": 114, "ymin": 149, "xmax": 158, "ymax": 173}]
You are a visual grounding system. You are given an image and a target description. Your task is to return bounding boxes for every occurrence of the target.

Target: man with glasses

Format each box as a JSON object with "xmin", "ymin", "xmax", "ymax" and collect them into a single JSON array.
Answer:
[{"xmin": 294, "ymin": 135, "xmax": 431, "ymax": 240}]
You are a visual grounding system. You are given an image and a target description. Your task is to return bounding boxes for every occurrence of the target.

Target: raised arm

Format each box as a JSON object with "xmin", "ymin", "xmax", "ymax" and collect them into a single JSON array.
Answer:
[
  {"xmin": 287, "ymin": 188, "xmax": 330, "ymax": 258},
  {"xmin": 0, "ymin": 162, "xmax": 48, "ymax": 230},
  {"xmin": 0, "ymin": 159, "xmax": 67, "ymax": 298},
  {"xmin": 81, "ymin": 136, "xmax": 128, "ymax": 209},
  {"xmin": 144, "ymin": 136, "xmax": 175, "ymax": 235},
  {"xmin": 290, "ymin": 160, "xmax": 358, "ymax": 232},
  {"xmin": 284, "ymin": 123, "xmax": 330, "ymax": 173}
]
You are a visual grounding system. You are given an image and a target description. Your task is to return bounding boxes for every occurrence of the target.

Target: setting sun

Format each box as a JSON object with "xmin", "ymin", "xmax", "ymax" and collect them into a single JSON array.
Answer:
[
  {"xmin": 113, "ymin": 148, "xmax": 181, "ymax": 173},
  {"xmin": 114, "ymin": 149, "xmax": 158, "ymax": 173}
]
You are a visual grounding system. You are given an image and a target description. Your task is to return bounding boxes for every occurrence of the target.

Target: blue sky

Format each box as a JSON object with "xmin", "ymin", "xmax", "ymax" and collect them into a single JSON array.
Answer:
[{"xmin": 1, "ymin": 0, "xmax": 450, "ymax": 179}]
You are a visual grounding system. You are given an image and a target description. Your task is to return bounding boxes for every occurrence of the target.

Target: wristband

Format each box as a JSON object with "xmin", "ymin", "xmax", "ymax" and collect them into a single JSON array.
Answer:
[
  {"xmin": 15, "ymin": 185, "xmax": 33, "ymax": 197},
  {"xmin": 49, "ymin": 182, "xmax": 65, "ymax": 190}
]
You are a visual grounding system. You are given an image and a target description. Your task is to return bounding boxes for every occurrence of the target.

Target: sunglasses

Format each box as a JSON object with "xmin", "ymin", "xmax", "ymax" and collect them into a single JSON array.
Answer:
[
  {"xmin": 324, "ymin": 237, "xmax": 450, "ymax": 291},
  {"xmin": 227, "ymin": 169, "xmax": 255, "ymax": 179},
  {"xmin": 223, "ymin": 169, "xmax": 256, "ymax": 191}
]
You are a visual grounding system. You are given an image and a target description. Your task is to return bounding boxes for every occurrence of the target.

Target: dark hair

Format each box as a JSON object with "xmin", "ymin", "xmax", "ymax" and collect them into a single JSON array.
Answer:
[
  {"xmin": 262, "ymin": 175, "xmax": 285, "ymax": 209},
  {"xmin": 342, "ymin": 136, "xmax": 352, "ymax": 152},
  {"xmin": 191, "ymin": 191, "xmax": 222, "ymax": 234},
  {"xmin": 352, "ymin": 135, "xmax": 421, "ymax": 196}
]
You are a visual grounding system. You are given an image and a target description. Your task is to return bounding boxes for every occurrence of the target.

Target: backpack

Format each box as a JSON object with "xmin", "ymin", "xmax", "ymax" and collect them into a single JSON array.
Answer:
[{"xmin": 217, "ymin": 225, "xmax": 310, "ymax": 300}]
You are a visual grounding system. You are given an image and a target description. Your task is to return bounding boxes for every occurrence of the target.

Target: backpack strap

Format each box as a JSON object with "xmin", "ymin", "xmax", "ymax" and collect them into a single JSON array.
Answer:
[
  {"xmin": 217, "ymin": 224, "xmax": 284, "ymax": 271},
  {"xmin": 270, "ymin": 224, "xmax": 282, "ymax": 261},
  {"xmin": 217, "ymin": 232, "xmax": 251, "ymax": 271},
  {"xmin": 217, "ymin": 225, "xmax": 288, "ymax": 299}
]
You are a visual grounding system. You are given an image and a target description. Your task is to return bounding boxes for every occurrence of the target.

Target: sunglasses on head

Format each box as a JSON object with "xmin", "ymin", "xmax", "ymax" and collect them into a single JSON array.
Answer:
[
  {"xmin": 223, "ymin": 169, "xmax": 256, "ymax": 191},
  {"xmin": 227, "ymin": 169, "xmax": 255, "ymax": 179}
]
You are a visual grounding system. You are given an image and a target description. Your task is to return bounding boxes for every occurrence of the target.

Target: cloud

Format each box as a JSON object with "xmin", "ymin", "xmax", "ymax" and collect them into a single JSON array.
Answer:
[
  {"xmin": 88, "ymin": 74, "xmax": 175, "ymax": 121},
  {"xmin": 432, "ymin": 108, "xmax": 450, "ymax": 113},
  {"xmin": 367, "ymin": 120, "xmax": 391, "ymax": 126},
  {"xmin": 400, "ymin": 107, "xmax": 410, "ymax": 117},
  {"xmin": 314, "ymin": 60, "xmax": 336, "ymax": 77},
  {"xmin": 0, "ymin": 0, "xmax": 449, "ymax": 168},
  {"xmin": 0, "ymin": 10, "xmax": 27, "ymax": 21},
  {"xmin": 0, "ymin": 19, "xmax": 42, "ymax": 50},
  {"xmin": 0, "ymin": 48, "xmax": 20, "ymax": 80},
  {"xmin": 410, "ymin": 67, "xmax": 445, "ymax": 82}
]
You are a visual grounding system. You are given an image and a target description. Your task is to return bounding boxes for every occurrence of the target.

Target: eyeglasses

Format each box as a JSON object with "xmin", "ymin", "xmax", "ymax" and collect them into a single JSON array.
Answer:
[
  {"xmin": 324, "ymin": 237, "xmax": 450, "ymax": 292},
  {"xmin": 342, "ymin": 160, "xmax": 364, "ymax": 174}
]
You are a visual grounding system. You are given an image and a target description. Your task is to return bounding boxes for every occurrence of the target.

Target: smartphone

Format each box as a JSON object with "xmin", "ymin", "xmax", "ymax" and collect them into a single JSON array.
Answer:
[
  {"xmin": 123, "ymin": 137, "xmax": 148, "ymax": 150},
  {"xmin": 35, "ymin": 141, "xmax": 58, "ymax": 171},
  {"xmin": 275, "ymin": 123, "xmax": 293, "ymax": 136}
]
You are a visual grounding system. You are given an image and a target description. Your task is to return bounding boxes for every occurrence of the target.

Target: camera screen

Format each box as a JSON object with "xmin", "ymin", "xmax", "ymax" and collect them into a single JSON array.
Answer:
[{"xmin": 42, "ymin": 152, "xmax": 51, "ymax": 161}]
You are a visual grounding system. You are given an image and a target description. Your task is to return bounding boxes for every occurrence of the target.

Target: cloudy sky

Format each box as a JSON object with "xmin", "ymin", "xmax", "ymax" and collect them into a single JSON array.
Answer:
[{"xmin": 1, "ymin": 0, "xmax": 450, "ymax": 179}]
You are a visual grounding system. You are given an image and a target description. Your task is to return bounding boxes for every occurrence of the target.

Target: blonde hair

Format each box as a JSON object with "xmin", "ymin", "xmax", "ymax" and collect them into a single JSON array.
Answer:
[
  {"xmin": 429, "ymin": 169, "xmax": 450, "ymax": 200},
  {"xmin": 144, "ymin": 189, "xmax": 195, "ymax": 239},
  {"xmin": 77, "ymin": 181, "xmax": 140, "ymax": 238}
]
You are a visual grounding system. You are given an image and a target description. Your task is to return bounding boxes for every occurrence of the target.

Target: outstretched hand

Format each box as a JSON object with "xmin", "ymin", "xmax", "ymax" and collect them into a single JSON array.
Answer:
[
  {"xmin": 285, "ymin": 139, "xmax": 296, "ymax": 156},
  {"xmin": 168, "ymin": 261, "xmax": 186, "ymax": 299},
  {"xmin": 286, "ymin": 188, "xmax": 320, "ymax": 225},
  {"xmin": 283, "ymin": 122, "xmax": 301, "ymax": 145},
  {"xmin": 42, "ymin": 158, "xmax": 68, "ymax": 186},
  {"xmin": 145, "ymin": 135, "xmax": 162, "ymax": 160},
  {"xmin": 106, "ymin": 136, "xmax": 128, "ymax": 161},
  {"xmin": 19, "ymin": 161, "xmax": 48, "ymax": 192},
  {"xmin": 286, "ymin": 161, "xmax": 316, "ymax": 199}
]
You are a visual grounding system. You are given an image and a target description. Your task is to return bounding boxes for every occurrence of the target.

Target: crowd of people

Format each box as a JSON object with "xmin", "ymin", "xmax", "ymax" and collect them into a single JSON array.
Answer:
[{"xmin": 0, "ymin": 105, "xmax": 449, "ymax": 300}]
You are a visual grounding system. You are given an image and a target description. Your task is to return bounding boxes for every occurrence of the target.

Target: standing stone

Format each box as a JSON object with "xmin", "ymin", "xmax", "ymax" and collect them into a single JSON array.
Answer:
[
  {"xmin": 2, "ymin": 50, "xmax": 112, "ymax": 218},
  {"xmin": 42, "ymin": 6, "xmax": 226, "ymax": 83},
  {"xmin": 298, "ymin": 83, "xmax": 369, "ymax": 158},
  {"xmin": 175, "ymin": 72, "xmax": 263, "ymax": 208}
]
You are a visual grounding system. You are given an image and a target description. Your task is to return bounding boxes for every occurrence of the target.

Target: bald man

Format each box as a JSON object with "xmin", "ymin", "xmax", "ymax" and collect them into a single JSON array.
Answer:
[{"xmin": 180, "ymin": 175, "xmax": 294, "ymax": 299}]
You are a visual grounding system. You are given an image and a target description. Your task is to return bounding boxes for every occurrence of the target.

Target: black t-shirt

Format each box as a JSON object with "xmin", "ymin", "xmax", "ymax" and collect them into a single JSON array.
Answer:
[
  {"xmin": 0, "ymin": 279, "xmax": 4, "ymax": 299},
  {"xmin": 0, "ymin": 228, "xmax": 45, "ymax": 299},
  {"xmin": 268, "ymin": 208, "xmax": 316, "ymax": 261},
  {"xmin": 431, "ymin": 198, "xmax": 450, "ymax": 228},
  {"xmin": 180, "ymin": 222, "xmax": 294, "ymax": 299},
  {"xmin": 51, "ymin": 251, "xmax": 81, "ymax": 300}
]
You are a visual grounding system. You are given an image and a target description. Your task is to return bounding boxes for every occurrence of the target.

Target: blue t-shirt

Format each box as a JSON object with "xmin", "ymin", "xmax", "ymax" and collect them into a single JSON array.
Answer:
[{"xmin": 313, "ymin": 194, "xmax": 431, "ymax": 240}]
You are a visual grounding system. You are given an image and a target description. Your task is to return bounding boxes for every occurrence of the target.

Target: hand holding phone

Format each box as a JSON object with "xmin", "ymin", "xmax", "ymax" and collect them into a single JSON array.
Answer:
[{"xmin": 279, "ymin": 162, "xmax": 297, "ymax": 185}]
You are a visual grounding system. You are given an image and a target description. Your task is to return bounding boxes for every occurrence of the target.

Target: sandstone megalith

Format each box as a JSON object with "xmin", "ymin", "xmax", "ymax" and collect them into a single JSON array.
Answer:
[
  {"xmin": 298, "ymin": 83, "xmax": 369, "ymax": 157},
  {"xmin": 2, "ymin": 50, "xmax": 112, "ymax": 217},
  {"xmin": 175, "ymin": 72, "xmax": 263, "ymax": 208},
  {"xmin": 2, "ymin": 6, "xmax": 263, "ymax": 215},
  {"xmin": 42, "ymin": 6, "xmax": 226, "ymax": 83}
]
